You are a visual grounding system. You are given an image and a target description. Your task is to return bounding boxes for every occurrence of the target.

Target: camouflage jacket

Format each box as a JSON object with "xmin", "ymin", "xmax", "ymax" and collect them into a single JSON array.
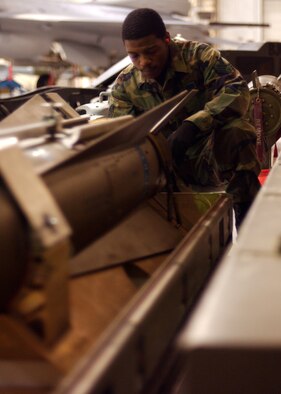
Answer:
[{"xmin": 108, "ymin": 39, "xmax": 251, "ymax": 135}]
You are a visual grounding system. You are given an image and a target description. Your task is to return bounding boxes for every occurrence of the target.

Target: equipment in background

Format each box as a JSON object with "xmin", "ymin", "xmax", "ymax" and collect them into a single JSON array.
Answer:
[
  {"xmin": 0, "ymin": 86, "xmax": 101, "ymax": 121},
  {"xmin": 76, "ymin": 90, "xmax": 111, "ymax": 119},
  {"xmin": 221, "ymin": 42, "xmax": 281, "ymax": 83},
  {"xmin": 247, "ymin": 71, "xmax": 281, "ymax": 168}
]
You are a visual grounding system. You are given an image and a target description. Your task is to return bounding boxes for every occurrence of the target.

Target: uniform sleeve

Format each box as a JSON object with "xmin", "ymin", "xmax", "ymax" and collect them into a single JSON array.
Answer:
[
  {"xmin": 108, "ymin": 73, "xmax": 136, "ymax": 118},
  {"xmin": 186, "ymin": 44, "xmax": 250, "ymax": 132}
]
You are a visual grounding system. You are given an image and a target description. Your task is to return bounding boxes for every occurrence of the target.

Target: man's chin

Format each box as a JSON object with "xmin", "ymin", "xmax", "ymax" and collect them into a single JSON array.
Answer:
[{"xmin": 141, "ymin": 70, "xmax": 158, "ymax": 80}]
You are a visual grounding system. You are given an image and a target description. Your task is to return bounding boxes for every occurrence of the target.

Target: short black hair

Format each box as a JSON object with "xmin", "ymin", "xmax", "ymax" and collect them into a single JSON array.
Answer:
[
  {"xmin": 122, "ymin": 8, "xmax": 166, "ymax": 41},
  {"xmin": 36, "ymin": 73, "xmax": 51, "ymax": 88}
]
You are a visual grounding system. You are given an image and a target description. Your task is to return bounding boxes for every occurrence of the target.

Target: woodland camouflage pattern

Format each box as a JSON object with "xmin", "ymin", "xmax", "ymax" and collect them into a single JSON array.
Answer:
[{"xmin": 109, "ymin": 39, "xmax": 261, "ymax": 203}]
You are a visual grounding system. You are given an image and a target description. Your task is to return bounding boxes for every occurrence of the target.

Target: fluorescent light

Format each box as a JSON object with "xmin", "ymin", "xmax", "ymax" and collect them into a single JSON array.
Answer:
[
  {"xmin": 14, "ymin": 13, "xmax": 76, "ymax": 22},
  {"xmin": 67, "ymin": 0, "xmax": 93, "ymax": 3}
]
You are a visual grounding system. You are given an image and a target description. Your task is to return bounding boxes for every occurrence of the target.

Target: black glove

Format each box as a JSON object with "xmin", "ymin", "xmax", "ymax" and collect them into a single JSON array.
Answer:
[{"xmin": 168, "ymin": 121, "xmax": 199, "ymax": 166}]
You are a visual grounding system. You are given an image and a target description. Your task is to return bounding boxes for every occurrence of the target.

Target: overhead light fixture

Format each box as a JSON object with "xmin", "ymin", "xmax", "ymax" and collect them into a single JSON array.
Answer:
[
  {"xmin": 14, "ymin": 13, "xmax": 73, "ymax": 21},
  {"xmin": 95, "ymin": 0, "xmax": 129, "ymax": 3},
  {"xmin": 51, "ymin": 0, "xmax": 93, "ymax": 3},
  {"xmin": 66, "ymin": 0, "xmax": 93, "ymax": 3}
]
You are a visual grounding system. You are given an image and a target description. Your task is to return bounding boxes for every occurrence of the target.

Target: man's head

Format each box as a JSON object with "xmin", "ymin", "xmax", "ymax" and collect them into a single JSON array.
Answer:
[{"xmin": 122, "ymin": 8, "xmax": 170, "ymax": 80}]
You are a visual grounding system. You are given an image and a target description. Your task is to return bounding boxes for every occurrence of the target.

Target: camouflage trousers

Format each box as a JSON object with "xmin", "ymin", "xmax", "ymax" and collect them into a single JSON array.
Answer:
[{"xmin": 176, "ymin": 117, "xmax": 261, "ymax": 204}]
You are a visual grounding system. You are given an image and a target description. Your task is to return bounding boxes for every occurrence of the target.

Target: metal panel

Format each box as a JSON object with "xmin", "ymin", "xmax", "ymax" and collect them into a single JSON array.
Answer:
[
  {"xmin": 54, "ymin": 193, "xmax": 232, "ymax": 394},
  {"xmin": 176, "ymin": 148, "xmax": 281, "ymax": 393}
]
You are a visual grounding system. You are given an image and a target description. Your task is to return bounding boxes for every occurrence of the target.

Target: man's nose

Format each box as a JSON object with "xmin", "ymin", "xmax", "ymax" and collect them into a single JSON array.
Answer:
[{"xmin": 139, "ymin": 55, "xmax": 152, "ymax": 68}]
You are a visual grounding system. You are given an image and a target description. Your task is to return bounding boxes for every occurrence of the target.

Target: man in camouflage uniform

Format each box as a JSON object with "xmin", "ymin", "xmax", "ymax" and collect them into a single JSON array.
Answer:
[{"xmin": 108, "ymin": 8, "xmax": 261, "ymax": 227}]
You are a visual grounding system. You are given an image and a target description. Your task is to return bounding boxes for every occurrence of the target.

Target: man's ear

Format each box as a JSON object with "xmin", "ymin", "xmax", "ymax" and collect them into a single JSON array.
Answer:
[{"xmin": 165, "ymin": 32, "xmax": 171, "ymax": 44}]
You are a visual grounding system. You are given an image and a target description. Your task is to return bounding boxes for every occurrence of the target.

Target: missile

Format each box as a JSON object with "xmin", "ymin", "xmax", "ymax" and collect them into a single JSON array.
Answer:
[{"xmin": 0, "ymin": 90, "xmax": 194, "ymax": 310}]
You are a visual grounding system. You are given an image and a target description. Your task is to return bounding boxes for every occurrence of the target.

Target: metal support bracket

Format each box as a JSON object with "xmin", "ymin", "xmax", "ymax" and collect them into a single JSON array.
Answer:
[{"xmin": 0, "ymin": 144, "xmax": 72, "ymax": 344}]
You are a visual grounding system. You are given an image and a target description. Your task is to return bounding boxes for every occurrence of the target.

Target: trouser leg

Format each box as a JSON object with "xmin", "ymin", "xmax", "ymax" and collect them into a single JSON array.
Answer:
[
  {"xmin": 213, "ymin": 118, "xmax": 261, "ymax": 227},
  {"xmin": 176, "ymin": 117, "xmax": 261, "ymax": 202},
  {"xmin": 176, "ymin": 131, "xmax": 222, "ymax": 187},
  {"xmin": 213, "ymin": 118, "xmax": 261, "ymax": 204},
  {"xmin": 176, "ymin": 117, "xmax": 261, "ymax": 227}
]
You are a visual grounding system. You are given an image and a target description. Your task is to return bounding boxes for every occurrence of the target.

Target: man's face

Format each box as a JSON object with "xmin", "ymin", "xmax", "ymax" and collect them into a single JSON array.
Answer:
[{"xmin": 124, "ymin": 34, "xmax": 170, "ymax": 80}]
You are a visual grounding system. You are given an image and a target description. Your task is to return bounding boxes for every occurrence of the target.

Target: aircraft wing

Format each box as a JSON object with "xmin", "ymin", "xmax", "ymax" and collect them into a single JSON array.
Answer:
[
  {"xmin": 0, "ymin": 0, "xmax": 262, "ymax": 69},
  {"xmin": 0, "ymin": 3, "xmax": 131, "ymax": 67},
  {"xmin": 0, "ymin": 0, "xmax": 212, "ymax": 68}
]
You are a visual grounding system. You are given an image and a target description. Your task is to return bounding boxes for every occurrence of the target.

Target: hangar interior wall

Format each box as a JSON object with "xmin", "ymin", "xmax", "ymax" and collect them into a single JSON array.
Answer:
[
  {"xmin": 197, "ymin": 0, "xmax": 279, "ymax": 48},
  {"xmin": 216, "ymin": 0, "xmax": 263, "ymax": 47}
]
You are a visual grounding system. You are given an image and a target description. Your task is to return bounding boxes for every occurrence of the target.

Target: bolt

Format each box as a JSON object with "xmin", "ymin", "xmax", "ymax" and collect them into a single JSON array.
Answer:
[{"xmin": 43, "ymin": 213, "xmax": 58, "ymax": 230}]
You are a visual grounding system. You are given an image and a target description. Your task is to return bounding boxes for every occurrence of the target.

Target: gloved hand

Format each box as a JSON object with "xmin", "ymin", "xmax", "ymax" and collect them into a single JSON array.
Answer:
[{"xmin": 168, "ymin": 121, "xmax": 199, "ymax": 166}]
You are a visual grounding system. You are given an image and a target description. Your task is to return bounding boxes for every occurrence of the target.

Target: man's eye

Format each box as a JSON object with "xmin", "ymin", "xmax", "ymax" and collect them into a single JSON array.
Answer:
[{"xmin": 129, "ymin": 54, "xmax": 139, "ymax": 60}]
